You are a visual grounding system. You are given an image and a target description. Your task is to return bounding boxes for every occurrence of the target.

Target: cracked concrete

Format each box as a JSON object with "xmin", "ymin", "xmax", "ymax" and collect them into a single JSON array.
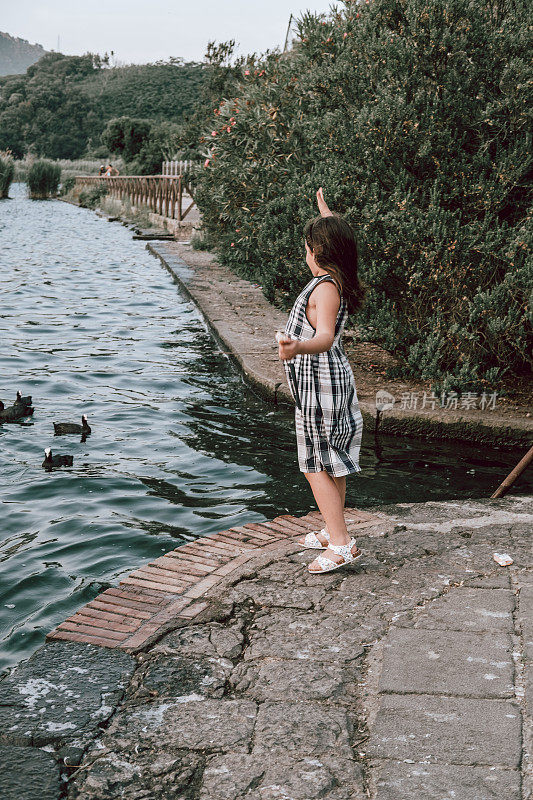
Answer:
[{"xmin": 0, "ymin": 494, "xmax": 531, "ymax": 799}]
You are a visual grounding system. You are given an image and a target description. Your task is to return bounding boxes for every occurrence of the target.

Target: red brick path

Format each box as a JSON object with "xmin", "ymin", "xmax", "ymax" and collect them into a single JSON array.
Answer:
[{"xmin": 47, "ymin": 509, "xmax": 383, "ymax": 652}]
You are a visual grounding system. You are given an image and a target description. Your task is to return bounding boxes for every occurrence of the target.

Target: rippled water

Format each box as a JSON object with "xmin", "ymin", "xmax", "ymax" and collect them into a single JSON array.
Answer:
[{"xmin": 0, "ymin": 182, "xmax": 530, "ymax": 674}]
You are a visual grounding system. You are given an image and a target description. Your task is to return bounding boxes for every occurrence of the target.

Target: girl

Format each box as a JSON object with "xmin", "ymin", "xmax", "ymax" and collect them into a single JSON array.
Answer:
[{"xmin": 278, "ymin": 188, "xmax": 367, "ymax": 574}]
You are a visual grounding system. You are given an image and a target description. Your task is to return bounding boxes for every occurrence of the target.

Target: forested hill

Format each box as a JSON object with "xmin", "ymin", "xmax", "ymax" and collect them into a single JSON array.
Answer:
[
  {"xmin": 0, "ymin": 31, "xmax": 47, "ymax": 75},
  {"xmin": 0, "ymin": 52, "xmax": 205, "ymax": 158}
]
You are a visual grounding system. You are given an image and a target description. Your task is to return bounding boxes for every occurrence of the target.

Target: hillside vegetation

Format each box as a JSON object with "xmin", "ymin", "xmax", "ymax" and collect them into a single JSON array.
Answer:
[
  {"xmin": 193, "ymin": 0, "xmax": 532, "ymax": 393},
  {"xmin": 0, "ymin": 52, "xmax": 204, "ymax": 159},
  {"xmin": 0, "ymin": 31, "xmax": 46, "ymax": 76}
]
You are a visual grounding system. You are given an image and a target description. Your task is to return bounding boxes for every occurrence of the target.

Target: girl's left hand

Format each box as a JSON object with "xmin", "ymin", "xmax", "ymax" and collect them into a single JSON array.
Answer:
[{"xmin": 278, "ymin": 339, "xmax": 300, "ymax": 360}]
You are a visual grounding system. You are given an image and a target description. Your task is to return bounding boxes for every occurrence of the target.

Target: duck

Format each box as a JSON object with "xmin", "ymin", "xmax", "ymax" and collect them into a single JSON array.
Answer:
[
  {"xmin": 0, "ymin": 399, "xmax": 34, "ymax": 423},
  {"xmin": 14, "ymin": 391, "xmax": 33, "ymax": 408},
  {"xmin": 42, "ymin": 448, "xmax": 74, "ymax": 469},
  {"xmin": 53, "ymin": 415, "xmax": 91, "ymax": 435}
]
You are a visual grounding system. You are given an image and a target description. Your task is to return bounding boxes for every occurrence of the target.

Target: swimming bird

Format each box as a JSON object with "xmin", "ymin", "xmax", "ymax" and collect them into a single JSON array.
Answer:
[
  {"xmin": 0, "ymin": 399, "xmax": 34, "ymax": 423},
  {"xmin": 53, "ymin": 415, "xmax": 91, "ymax": 435},
  {"xmin": 14, "ymin": 391, "xmax": 33, "ymax": 408},
  {"xmin": 42, "ymin": 448, "xmax": 74, "ymax": 469}
]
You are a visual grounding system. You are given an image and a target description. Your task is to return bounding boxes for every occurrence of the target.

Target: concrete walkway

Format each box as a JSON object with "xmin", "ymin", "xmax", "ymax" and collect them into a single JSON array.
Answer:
[{"xmin": 1, "ymin": 494, "xmax": 531, "ymax": 799}]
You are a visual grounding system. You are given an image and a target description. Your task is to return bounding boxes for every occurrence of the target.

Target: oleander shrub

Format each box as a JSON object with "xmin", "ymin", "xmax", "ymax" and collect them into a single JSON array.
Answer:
[
  {"xmin": 0, "ymin": 150, "xmax": 14, "ymax": 197},
  {"xmin": 27, "ymin": 159, "xmax": 61, "ymax": 198},
  {"xmin": 195, "ymin": 0, "xmax": 532, "ymax": 393}
]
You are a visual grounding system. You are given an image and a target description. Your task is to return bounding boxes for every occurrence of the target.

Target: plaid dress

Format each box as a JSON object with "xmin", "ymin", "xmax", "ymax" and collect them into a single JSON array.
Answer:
[{"xmin": 283, "ymin": 274, "xmax": 363, "ymax": 477}]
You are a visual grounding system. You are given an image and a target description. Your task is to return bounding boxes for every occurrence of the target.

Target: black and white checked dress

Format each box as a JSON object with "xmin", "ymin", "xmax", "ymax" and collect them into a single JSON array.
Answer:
[{"xmin": 283, "ymin": 273, "xmax": 363, "ymax": 477}]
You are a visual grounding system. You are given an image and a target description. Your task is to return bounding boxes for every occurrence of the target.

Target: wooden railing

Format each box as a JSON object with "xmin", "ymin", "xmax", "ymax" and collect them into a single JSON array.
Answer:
[
  {"xmin": 162, "ymin": 160, "xmax": 193, "ymax": 176},
  {"xmin": 74, "ymin": 175, "xmax": 196, "ymax": 222}
]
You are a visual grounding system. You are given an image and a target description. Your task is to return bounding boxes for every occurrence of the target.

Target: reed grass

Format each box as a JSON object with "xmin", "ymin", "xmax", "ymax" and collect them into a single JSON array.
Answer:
[
  {"xmin": 27, "ymin": 160, "xmax": 61, "ymax": 199},
  {"xmin": 0, "ymin": 151, "xmax": 15, "ymax": 198}
]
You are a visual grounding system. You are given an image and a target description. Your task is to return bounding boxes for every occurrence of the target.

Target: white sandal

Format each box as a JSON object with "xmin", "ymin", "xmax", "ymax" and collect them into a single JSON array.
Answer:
[
  {"xmin": 308, "ymin": 538, "xmax": 362, "ymax": 574},
  {"xmin": 298, "ymin": 528, "xmax": 330, "ymax": 549}
]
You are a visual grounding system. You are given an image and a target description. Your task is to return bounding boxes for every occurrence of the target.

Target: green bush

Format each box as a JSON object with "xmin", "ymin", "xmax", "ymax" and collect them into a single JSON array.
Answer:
[
  {"xmin": 195, "ymin": 0, "xmax": 532, "ymax": 393},
  {"xmin": 27, "ymin": 159, "xmax": 61, "ymax": 198},
  {"xmin": 191, "ymin": 228, "xmax": 215, "ymax": 251},
  {"xmin": 78, "ymin": 183, "xmax": 108, "ymax": 209},
  {"xmin": 59, "ymin": 175, "xmax": 76, "ymax": 196},
  {"xmin": 0, "ymin": 150, "xmax": 14, "ymax": 197}
]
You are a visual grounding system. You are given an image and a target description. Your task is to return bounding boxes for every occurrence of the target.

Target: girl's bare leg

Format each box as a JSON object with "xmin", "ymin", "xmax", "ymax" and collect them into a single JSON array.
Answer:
[
  {"xmin": 302, "ymin": 471, "xmax": 360, "ymax": 569},
  {"xmin": 297, "ymin": 473, "xmax": 347, "ymax": 546},
  {"xmin": 331, "ymin": 475, "xmax": 346, "ymax": 510},
  {"xmin": 304, "ymin": 471, "xmax": 349, "ymax": 545}
]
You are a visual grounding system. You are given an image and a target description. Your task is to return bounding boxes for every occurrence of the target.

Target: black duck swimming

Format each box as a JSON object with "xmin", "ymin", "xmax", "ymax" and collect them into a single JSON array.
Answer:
[
  {"xmin": 14, "ymin": 391, "xmax": 33, "ymax": 408},
  {"xmin": 0, "ymin": 400, "xmax": 34, "ymax": 423},
  {"xmin": 53, "ymin": 415, "xmax": 91, "ymax": 435},
  {"xmin": 42, "ymin": 448, "xmax": 74, "ymax": 469}
]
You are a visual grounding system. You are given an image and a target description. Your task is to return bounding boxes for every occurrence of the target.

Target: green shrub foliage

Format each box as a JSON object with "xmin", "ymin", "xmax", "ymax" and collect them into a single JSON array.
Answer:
[
  {"xmin": 0, "ymin": 150, "xmax": 14, "ymax": 197},
  {"xmin": 78, "ymin": 184, "xmax": 108, "ymax": 209},
  {"xmin": 195, "ymin": 0, "xmax": 532, "ymax": 392},
  {"xmin": 59, "ymin": 175, "xmax": 76, "ymax": 196},
  {"xmin": 27, "ymin": 159, "xmax": 61, "ymax": 198}
]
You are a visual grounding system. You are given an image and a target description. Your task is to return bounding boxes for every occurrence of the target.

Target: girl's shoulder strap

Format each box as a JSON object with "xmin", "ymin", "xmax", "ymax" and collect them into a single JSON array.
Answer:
[
  {"xmin": 315, "ymin": 274, "xmax": 335, "ymax": 285},
  {"xmin": 303, "ymin": 273, "xmax": 330, "ymax": 298},
  {"xmin": 309, "ymin": 273, "xmax": 335, "ymax": 289},
  {"xmin": 313, "ymin": 273, "xmax": 343, "ymax": 298}
]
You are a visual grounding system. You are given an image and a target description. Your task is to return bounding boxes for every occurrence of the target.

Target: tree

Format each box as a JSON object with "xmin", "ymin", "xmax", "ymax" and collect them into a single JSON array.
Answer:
[{"xmin": 101, "ymin": 116, "xmax": 152, "ymax": 161}]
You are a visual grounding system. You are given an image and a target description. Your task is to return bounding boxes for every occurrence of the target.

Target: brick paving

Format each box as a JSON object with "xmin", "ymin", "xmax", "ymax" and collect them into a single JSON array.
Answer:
[{"xmin": 46, "ymin": 508, "xmax": 384, "ymax": 652}]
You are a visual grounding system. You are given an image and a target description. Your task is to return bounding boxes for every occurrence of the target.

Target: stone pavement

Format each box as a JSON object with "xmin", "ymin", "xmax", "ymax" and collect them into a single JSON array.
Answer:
[
  {"xmin": 0, "ymin": 494, "xmax": 531, "ymax": 800},
  {"xmin": 45, "ymin": 508, "xmax": 384, "ymax": 651}
]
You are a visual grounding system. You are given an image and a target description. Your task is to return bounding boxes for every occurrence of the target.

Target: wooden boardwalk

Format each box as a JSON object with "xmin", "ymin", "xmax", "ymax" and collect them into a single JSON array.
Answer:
[{"xmin": 47, "ymin": 508, "xmax": 384, "ymax": 652}]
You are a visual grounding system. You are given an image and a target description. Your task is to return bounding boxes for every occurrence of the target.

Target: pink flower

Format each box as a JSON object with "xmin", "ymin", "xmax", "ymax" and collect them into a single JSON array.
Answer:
[
  {"xmin": 204, "ymin": 159, "xmax": 210, "ymax": 167},
  {"xmin": 231, "ymin": 242, "xmax": 235, "ymax": 247},
  {"xmin": 343, "ymin": 32, "xmax": 348, "ymax": 39},
  {"xmin": 244, "ymin": 70, "xmax": 250, "ymax": 75},
  {"xmin": 227, "ymin": 126, "xmax": 231, "ymax": 132},
  {"xmin": 211, "ymin": 131, "xmax": 217, "ymax": 136}
]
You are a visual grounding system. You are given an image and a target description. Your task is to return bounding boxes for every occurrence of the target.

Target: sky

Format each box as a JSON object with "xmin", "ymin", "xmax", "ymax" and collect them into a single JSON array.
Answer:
[{"xmin": 3, "ymin": 0, "xmax": 337, "ymax": 65}]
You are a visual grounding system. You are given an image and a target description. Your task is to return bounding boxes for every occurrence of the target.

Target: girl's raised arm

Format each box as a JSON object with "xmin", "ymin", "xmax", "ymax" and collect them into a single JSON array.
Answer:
[{"xmin": 317, "ymin": 187, "xmax": 334, "ymax": 217}]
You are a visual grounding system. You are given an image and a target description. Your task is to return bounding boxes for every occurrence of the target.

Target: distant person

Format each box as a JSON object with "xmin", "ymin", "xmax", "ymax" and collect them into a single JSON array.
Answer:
[
  {"xmin": 104, "ymin": 164, "xmax": 113, "ymax": 176},
  {"xmin": 98, "ymin": 165, "xmax": 106, "ymax": 176}
]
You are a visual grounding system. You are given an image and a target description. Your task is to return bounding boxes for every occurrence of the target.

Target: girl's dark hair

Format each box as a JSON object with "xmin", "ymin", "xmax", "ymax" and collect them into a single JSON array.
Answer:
[{"xmin": 304, "ymin": 214, "xmax": 368, "ymax": 315}]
